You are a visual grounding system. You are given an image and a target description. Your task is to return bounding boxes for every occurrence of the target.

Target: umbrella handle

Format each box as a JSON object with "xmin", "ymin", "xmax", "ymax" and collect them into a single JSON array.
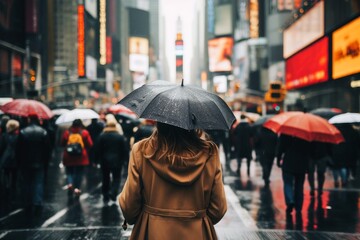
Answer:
[{"xmin": 122, "ymin": 220, "xmax": 128, "ymax": 230}]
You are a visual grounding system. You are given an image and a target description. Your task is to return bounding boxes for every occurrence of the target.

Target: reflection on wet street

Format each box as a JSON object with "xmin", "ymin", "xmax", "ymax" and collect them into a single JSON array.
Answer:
[
  {"xmin": 0, "ymin": 147, "xmax": 359, "ymax": 239},
  {"xmin": 224, "ymin": 158, "xmax": 360, "ymax": 233}
]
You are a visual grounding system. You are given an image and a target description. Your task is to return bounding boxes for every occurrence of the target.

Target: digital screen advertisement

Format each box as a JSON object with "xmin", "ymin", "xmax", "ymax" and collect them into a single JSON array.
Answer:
[
  {"xmin": 208, "ymin": 37, "xmax": 234, "ymax": 72},
  {"xmin": 283, "ymin": 0, "xmax": 324, "ymax": 58},
  {"xmin": 285, "ymin": 37, "xmax": 328, "ymax": 90},
  {"xmin": 332, "ymin": 17, "xmax": 360, "ymax": 79}
]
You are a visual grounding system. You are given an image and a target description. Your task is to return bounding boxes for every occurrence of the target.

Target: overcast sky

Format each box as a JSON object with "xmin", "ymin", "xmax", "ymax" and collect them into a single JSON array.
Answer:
[{"xmin": 160, "ymin": 0, "xmax": 196, "ymax": 82}]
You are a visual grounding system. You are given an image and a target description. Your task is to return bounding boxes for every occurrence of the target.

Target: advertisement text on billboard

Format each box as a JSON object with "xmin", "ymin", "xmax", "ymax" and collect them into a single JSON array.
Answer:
[{"xmin": 332, "ymin": 17, "xmax": 360, "ymax": 79}]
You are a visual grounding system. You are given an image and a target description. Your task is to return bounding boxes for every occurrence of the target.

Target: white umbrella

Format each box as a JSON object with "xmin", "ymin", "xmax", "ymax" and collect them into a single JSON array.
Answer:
[
  {"xmin": 51, "ymin": 108, "xmax": 70, "ymax": 116},
  {"xmin": 329, "ymin": 112, "xmax": 360, "ymax": 124},
  {"xmin": 55, "ymin": 108, "xmax": 100, "ymax": 126}
]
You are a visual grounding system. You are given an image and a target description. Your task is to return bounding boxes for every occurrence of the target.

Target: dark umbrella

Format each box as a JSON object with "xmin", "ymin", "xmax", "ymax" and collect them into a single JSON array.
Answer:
[
  {"xmin": 118, "ymin": 80, "xmax": 236, "ymax": 130},
  {"xmin": 252, "ymin": 114, "xmax": 275, "ymax": 127},
  {"xmin": 309, "ymin": 107, "xmax": 342, "ymax": 120}
]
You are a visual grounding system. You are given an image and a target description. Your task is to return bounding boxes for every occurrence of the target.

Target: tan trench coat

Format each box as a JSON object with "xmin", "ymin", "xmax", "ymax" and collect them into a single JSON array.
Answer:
[{"xmin": 119, "ymin": 139, "xmax": 227, "ymax": 240}]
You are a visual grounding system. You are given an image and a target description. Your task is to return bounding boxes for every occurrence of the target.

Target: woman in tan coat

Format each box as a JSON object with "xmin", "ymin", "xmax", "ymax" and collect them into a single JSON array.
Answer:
[{"xmin": 119, "ymin": 122, "xmax": 227, "ymax": 240}]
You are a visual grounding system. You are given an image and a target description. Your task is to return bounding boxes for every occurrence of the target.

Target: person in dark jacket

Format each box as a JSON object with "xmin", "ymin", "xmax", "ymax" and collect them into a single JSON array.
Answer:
[
  {"xmin": 234, "ymin": 114, "xmax": 253, "ymax": 176},
  {"xmin": 16, "ymin": 114, "xmax": 51, "ymax": 213},
  {"xmin": 308, "ymin": 142, "xmax": 332, "ymax": 197},
  {"xmin": 86, "ymin": 118, "xmax": 105, "ymax": 164},
  {"xmin": 95, "ymin": 121, "xmax": 128, "ymax": 203},
  {"xmin": 258, "ymin": 127, "xmax": 278, "ymax": 186},
  {"xmin": 0, "ymin": 119, "xmax": 20, "ymax": 201},
  {"xmin": 331, "ymin": 124, "xmax": 359, "ymax": 187},
  {"xmin": 277, "ymin": 134, "xmax": 311, "ymax": 221}
]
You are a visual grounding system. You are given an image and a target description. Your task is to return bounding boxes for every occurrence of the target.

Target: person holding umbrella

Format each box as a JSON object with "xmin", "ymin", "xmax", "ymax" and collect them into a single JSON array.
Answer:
[
  {"xmin": 276, "ymin": 134, "xmax": 311, "ymax": 221},
  {"xmin": 118, "ymin": 80, "xmax": 233, "ymax": 240}
]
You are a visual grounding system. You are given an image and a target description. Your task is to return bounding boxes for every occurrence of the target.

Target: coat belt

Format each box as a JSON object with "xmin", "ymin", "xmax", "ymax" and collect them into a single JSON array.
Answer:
[{"xmin": 143, "ymin": 205, "xmax": 206, "ymax": 219}]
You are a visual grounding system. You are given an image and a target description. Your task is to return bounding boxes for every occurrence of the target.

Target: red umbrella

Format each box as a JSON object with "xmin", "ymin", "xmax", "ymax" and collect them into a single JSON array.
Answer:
[
  {"xmin": 263, "ymin": 111, "xmax": 344, "ymax": 144},
  {"xmin": 0, "ymin": 99, "xmax": 53, "ymax": 120},
  {"xmin": 108, "ymin": 104, "xmax": 136, "ymax": 116}
]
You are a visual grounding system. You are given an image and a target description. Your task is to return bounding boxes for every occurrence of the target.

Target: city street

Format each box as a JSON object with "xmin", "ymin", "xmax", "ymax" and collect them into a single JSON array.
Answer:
[{"xmin": 0, "ymin": 146, "xmax": 359, "ymax": 239}]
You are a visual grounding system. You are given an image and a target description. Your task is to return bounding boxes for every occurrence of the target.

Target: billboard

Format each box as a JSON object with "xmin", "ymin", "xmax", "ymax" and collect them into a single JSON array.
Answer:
[
  {"xmin": 129, "ymin": 37, "xmax": 149, "ymax": 73},
  {"xmin": 332, "ymin": 17, "xmax": 360, "ymax": 79},
  {"xmin": 128, "ymin": 8, "xmax": 149, "ymax": 38},
  {"xmin": 285, "ymin": 37, "xmax": 328, "ymax": 90},
  {"xmin": 78, "ymin": 4, "xmax": 85, "ymax": 77},
  {"xmin": 213, "ymin": 75, "xmax": 227, "ymax": 93},
  {"xmin": 214, "ymin": 4, "xmax": 232, "ymax": 36},
  {"xmin": 283, "ymin": 0, "xmax": 324, "ymax": 59},
  {"xmin": 208, "ymin": 37, "xmax": 234, "ymax": 72}
]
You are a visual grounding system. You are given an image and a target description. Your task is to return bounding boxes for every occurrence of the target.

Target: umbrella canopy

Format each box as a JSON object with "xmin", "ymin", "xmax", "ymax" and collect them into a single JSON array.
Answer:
[
  {"xmin": 118, "ymin": 80, "xmax": 236, "ymax": 130},
  {"xmin": 263, "ymin": 111, "xmax": 344, "ymax": 144},
  {"xmin": 329, "ymin": 112, "xmax": 360, "ymax": 124},
  {"xmin": 0, "ymin": 99, "xmax": 53, "ymax": 119},
  {"xmin": 252, "ymin": 114, "xmax": 275, "ymax": 127},
  {"xmin": 55, "ymin": 108, "xmax": 100, "ymax": 125},
  {"xmin": 108, "ymin": 104, "xmax": 136, "ymax": 116},
  {"xmin": 51, "ymin": 108, "xmax": 70, "ymax": 116},
  {"xmin": 309, "ymin": 107, "xmax": 342, "ymax": 120}
]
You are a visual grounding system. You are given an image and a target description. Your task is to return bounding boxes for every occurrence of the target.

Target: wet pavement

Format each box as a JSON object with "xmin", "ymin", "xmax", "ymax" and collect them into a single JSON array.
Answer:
[{"xmin": 0, "ymin": 146, "xmax": 360, "ymax": 239}]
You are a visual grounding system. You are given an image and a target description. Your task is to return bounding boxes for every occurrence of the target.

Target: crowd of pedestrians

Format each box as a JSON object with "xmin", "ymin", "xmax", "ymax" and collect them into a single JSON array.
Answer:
[
  {"xmin": 1, "ymin": 108, "xmax": 360, "ymax": 228},
  {"xmin": 208, "ymin": 112, "xmax": 360, "ymax": 225},
  {"xmin": 0, "ymin": 110, "xmax": 155, "ymax": 216}
]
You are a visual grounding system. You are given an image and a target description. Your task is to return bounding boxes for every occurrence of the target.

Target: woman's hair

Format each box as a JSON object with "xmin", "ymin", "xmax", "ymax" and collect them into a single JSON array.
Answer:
[{"xmin": 142, "ymin": 122, "xmax": 215, "ymax": 163}]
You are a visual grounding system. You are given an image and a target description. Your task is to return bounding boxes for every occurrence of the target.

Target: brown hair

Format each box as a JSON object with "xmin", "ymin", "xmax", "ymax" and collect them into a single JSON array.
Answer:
[{"xmin": 142, "ymin": 122, "xmax": 215, "ymax": 164}]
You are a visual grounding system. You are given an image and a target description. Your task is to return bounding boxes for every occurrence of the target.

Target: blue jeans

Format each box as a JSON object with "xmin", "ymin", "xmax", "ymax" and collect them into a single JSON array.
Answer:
[
  {"xmin": 66, "ymin": 166, "xmax": 85, "ymax": 189},
  {"xmin": 282, "ymin": 171, "xmax": 306, "ymax": 211},
  {"xmin": 332, "ymin": 168, "xmax": 347, "ymax": 184},
  {"xmin": 22, "ymin": 168, "xmax": 45, "ymax": 206}
]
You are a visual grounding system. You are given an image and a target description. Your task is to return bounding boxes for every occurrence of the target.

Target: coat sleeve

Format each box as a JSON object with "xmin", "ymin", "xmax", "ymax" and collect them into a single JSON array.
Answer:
[
  {"xmin": 207, "ymin": 146, "xmax": 227, "ymax": 224},
  {"xmin": 118, "ymin": 145, "xmax": 143, "ymax": 225}
]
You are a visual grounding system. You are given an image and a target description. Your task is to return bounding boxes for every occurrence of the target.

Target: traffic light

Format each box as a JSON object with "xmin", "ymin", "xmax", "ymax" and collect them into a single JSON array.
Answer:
[
  {"xmin": 264, "ymin": 81, "xmax": 286, "ymax": 102},
  {"xmin": 29, "ymin": 69, "xmax": 36, "ymax": 84}
]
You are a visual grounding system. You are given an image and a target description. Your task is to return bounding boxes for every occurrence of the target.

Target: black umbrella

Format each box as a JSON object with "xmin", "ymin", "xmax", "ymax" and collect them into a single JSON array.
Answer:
[
  {"xmin": 118, "ymin": 80, "xmax": 236, "ymax": 130},
  {"xmin": 309, "ymin": 108, "xmax": 342, "ymax": 120}
]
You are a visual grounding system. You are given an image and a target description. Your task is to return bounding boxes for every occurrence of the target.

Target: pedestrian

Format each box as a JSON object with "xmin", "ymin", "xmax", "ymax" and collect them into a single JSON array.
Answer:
[
  {"xmin": 86, "ymin": 118, "xmax": 105, "ymax": 164},
  {"xmin": 0, "ymin": 119, "xmax": 20, "ymax": 201},
  {"xmin": 258, "ymin": 127, "xmax": 278, "ymax": 186},
  {"xmin": 234, "ymin": 114, "xmax": 253, "ymax": 176},
  {"xmin": 105, "ymin": 113, "xmax": 123, "ymax": 135},
  {"xmin": 16, "ymin": 114, "xmax": 51, "ymax": 214},
  {"xmin": 308, "ymin": 141, "xmax": 332, "ymax": 197},
  {"xmin": 131, "ymin": 119, "xmax": 155, "ymax": 147},
  {"xmin": 119, "ymin": 122, "xmax": 227, "ymax": 240},
  {"xmin": 332, "ymin": 124, "xmax": 360, "ymax": 186},
  {"xmin": 276, "ymin": 134, "xmax": 311, "ymax": 221},
  {"xmin": 95, "ymin": 120, "xmax": 128, "ymax": 203},
  {"xmin": 61, "ymin": 119, "xmax": 93, "ymax": 198}
]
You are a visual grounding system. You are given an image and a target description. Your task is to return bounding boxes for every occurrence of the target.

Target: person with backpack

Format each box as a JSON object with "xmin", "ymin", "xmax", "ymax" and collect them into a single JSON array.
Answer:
[{"xmin": 61, "ymin": 119, "xmax": 93, "ymax": 197}]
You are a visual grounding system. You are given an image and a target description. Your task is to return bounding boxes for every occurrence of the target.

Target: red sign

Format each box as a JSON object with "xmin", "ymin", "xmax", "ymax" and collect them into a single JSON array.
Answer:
[
  {"xmin": 106, "ymin": 37, "xmax": 112, "ymax": 64},
  {"xmin": 78, "ymin": 5, "xmax": 85, "ymax": 77},
  {"xmin": 285, "ymin": 37, "xmax": 328, "ymax": 90}
]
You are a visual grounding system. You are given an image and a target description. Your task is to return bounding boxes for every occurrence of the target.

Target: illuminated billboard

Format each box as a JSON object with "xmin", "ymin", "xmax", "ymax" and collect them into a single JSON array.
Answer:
[
  {"xmin": 129, "ymin": 37, "xmax": 149, "ymax": 73},
  {"xmin": 332, "ymin": 17, "xmax": 360, "ymax": 79},
  {"xmin": 214, "ymin": 4, "xmax": 232, "ymax": 36},
  {"xmin": 78, "ymin": 4, "xmax": 85, "ymax": 77},
  {"xmin": 213, "ymin": 75, "xmax": 228, "ymax": 93},
  {"xmin": 283, "ymin": 0, "xmax": 324, "ymax": 59},
  {"xmin": 208, "ymin": 37, "xmax": 234, "ymax": 72},
  {"xmin": 285, "ymin": 37, "xmax": 328, "ymax": 90}
]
